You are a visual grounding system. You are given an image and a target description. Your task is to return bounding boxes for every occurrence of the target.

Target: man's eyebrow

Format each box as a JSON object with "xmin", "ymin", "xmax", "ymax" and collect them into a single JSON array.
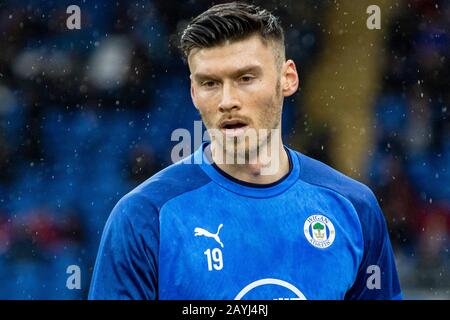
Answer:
[
  {"xmin": 229, "ymin": 65, "xmax": 263, "ymax": 78},
  {"xmin": 193, "ymin": 65, "xmax": 263, "ymax": 82}
]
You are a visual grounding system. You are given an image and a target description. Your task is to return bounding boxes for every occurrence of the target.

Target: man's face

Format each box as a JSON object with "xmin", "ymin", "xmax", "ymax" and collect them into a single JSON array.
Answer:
[{"xmin": 188, "ymin": 34, "xmax": 298, "ymax": 157}]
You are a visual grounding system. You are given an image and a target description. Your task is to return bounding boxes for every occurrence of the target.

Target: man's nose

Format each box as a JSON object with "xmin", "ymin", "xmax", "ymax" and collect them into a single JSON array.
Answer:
[{"xmin": 218, "ymin": 82, "xmax": 241, "ymax": 113}]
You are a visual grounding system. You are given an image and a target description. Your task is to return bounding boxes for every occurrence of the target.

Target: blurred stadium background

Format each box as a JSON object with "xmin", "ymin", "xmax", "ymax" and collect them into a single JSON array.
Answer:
[{"xmin": 0, "ymin": 0, "xmax": 449, "ymax": 299}]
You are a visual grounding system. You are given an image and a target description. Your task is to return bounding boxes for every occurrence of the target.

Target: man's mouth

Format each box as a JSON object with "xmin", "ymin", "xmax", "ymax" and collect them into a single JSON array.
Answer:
[{"xmin": 219, "ymin": 119, "xmax": 249, "ymax": 137}]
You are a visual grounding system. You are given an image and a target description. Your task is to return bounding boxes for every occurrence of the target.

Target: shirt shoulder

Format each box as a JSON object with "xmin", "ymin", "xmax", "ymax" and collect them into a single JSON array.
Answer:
[
  {"xmin": 121, "ymin": 154, "xmax": 212, "ymax": 212},
  {"xmin": 294, "ymin": 150, "xmax": 380, "ymax": 220}
]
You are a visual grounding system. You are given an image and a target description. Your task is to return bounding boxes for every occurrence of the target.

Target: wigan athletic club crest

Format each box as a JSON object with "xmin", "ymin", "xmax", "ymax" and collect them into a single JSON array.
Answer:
[{"xmin": 304, "ymin": 214, "xmax": 336, "ymax": 249}]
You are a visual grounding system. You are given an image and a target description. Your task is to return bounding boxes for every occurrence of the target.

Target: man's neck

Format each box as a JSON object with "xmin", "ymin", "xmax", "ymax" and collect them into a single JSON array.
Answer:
[{"xmin": 209, "ymin": 140, "xmax": 290, "ymax": 185}]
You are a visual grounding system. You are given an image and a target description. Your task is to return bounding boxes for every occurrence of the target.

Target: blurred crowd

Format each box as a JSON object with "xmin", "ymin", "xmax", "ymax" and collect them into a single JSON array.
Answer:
[
  {"xmin": 368, "ymin": 0, "xmax": 450, "ymax": 295},
  {"xmin": 0, "ymin": 0, "xmax": 449, "ymax": 299}
]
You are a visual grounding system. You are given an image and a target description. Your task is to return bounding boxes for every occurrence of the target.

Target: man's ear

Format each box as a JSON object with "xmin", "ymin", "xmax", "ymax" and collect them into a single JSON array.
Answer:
[
  {"xmin": 281, "ymin": 60, "xmax": 299, "ymax": 97},
  {"xmin": 190, "ymin": 75, "xmax": 199, "ymax": 110}
]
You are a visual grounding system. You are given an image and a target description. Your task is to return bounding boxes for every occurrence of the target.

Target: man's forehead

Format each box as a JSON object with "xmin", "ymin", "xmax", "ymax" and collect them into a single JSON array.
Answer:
[{"xmin": 188, "ymin": 35, "xmax": 275, "ymax": 74}]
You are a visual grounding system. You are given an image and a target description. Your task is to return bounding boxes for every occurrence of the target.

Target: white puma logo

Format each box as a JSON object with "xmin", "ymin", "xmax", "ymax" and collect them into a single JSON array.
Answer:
[{"xmin": 194, "ymin": 224, "xmax": 224, "ymax": 248}]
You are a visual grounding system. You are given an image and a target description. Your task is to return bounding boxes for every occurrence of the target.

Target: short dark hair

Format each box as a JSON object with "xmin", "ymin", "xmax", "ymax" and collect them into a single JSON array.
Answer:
[{"xmin": 180, "ymin": 2, "xmax": 285, "ymax": 61}]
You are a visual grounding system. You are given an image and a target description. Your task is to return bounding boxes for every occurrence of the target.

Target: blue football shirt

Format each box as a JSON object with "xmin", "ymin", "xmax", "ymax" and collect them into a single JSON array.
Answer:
[{"xmin": 88, "ymin": 143, "xmax": 402, "ymax": 300}]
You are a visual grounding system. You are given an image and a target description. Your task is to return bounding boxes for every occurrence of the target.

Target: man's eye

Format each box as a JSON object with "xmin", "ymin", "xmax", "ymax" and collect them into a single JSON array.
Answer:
[
  {"xmin": 202, "ymin": 81, "xmax": 218, "ymax": 87},
  {"xmin": 240, "ymin": 75, "xmax": 254, "ymax": 83}
]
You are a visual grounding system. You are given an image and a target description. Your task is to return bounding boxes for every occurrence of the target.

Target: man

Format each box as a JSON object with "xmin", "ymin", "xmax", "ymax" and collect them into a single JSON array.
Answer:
[{"xmin": 89, "ymin": 2, "xmax": 402, "ymax": 300}]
